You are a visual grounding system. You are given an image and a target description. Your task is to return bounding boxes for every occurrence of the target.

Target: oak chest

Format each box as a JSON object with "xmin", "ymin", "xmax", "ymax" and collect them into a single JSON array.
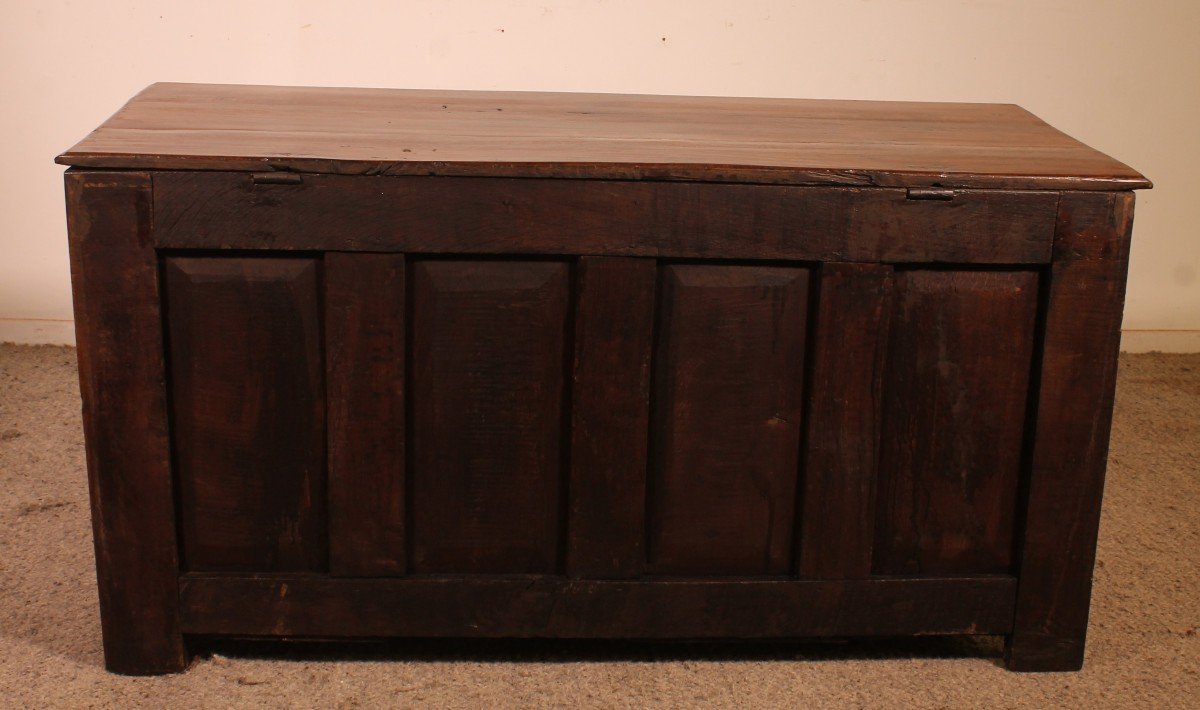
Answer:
[{"xmin": 58, "ymin": 83, "xmax": 1150, "ymax": 674}]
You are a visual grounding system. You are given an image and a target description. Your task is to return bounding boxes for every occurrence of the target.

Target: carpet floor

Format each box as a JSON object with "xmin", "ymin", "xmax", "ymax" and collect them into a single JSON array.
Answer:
[{"xmin": 0, "ymin": 344, "xmax": 1196, "ymax": 708}]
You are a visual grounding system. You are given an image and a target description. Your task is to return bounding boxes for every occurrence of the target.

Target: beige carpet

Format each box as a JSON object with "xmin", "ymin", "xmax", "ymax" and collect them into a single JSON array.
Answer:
[{"xmin": 0, "ymin": 344, "xmax": 1196, "ymax": 708}]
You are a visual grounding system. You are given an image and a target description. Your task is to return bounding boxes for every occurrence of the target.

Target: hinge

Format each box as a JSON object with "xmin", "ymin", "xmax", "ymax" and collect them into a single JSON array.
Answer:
[
  {"xmin": 906, "ymin": 187, "xmax": 955, "ymax": 201},
  {"xmin": 251, "ymin": 172, "xmax": 303, "ymax": 185}
]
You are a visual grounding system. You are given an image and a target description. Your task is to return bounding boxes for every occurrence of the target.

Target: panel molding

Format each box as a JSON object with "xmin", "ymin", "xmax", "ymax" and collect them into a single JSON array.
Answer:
[
  {"xmin": 410, "ymin": 260, "xmax": 570, "ymax": 573},
  {"xmin": 873, "ymin": 269, "xmax": 1039, "ymax": 576},
  {"xmin": 165, "ymin": 256, "xmax": 326, "ymax": 573},
  {"xmin": 648, "ymin": 264, "xmax": 810, "ymax": 575}
]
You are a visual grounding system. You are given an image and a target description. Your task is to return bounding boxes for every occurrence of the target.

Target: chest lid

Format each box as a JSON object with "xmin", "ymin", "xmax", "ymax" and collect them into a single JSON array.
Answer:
[{"xmin": 58, "ymin": 82, "xmax": 1149, "ymax": 191}]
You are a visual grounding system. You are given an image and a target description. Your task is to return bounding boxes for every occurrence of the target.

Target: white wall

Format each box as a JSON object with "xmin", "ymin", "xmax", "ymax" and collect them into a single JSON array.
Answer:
[{"xmin": 2, "ymin": 0, "xmax": 1197, "ymax": 350}]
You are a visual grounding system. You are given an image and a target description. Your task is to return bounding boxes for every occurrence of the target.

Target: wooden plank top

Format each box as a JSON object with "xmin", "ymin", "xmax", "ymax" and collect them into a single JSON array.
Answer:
[{"xmin": 58, "ymin": 82, "xmax": 1150, "ymax": 191}]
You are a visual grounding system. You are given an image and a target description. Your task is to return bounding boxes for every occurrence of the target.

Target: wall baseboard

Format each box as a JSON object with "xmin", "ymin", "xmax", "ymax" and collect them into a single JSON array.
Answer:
[
  {"xmin": 1119, "ymin": 330, "xmax": 1200, "ymax": 354},
  {"xmin": 2, "ymin": 319, "xmax": 1198, "ymax": 353},
  {"xmin": 0, "ymin": 318, "xmax": 76, "ymax": 345}
]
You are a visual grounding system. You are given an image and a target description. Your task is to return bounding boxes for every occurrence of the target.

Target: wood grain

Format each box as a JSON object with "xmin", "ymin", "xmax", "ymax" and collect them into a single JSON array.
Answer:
[
  {"xmin": 873, "ymin": 270, "xmax": 1038, "ymax": 576},
  {"xmin": 59, "ymin": 83, "xmax": 1150, "ymax": 190},
  {"xmin": 567, "ymin": 257, "xmax": 657, "ymax": 579},
  {"xmin": 165, "ymin": 257, "xmax": 326, "ymax": 573},
  {"xmin": 152, "ymin": 172, "xmax": 1058, "ymax": 264},
  {"xmin": 65, "ymin": 171, "xmax": 189, "ymax": 674},
  {"xmin": 63, "ymin": 84, "xmax": 1150, "ymax": 675},
  {"xmin": 178, "ymin": 574, "xmax": 1018, "ymax": 639},
  {"xmin": 798, "ymin": 263, "xmax": 893, "ymax": 579},
  {"xmin": 1006, "ymin": 192, "xmax": 1135, "ymax": 672},
  {"xmin": 648, "ymin": 265, "xmax": 809, "ymax": 575},
  {"xmin": 410, "ymin": 261, "xmax": 570, "ymax": 573},
  {"xmin": 325, "ymin": 253, "xmax": 407, "ymax": 577}
]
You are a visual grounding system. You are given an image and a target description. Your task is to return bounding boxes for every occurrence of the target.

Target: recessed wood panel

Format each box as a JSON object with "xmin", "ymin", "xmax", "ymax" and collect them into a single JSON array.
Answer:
[
  {"xmin": 648, "ymin": 265, "xmax": 809, "ymax": 575},
  {"xmin": 410, "ymin": 260, "xmax": 569, "ymax": 573},
  {"xmin": 874, "ymin": 270, "xmax": 1038, "ymax": 576},
  {"xmin": 165, "ymin": 257, "xmax": 326, "ymax": 573}
]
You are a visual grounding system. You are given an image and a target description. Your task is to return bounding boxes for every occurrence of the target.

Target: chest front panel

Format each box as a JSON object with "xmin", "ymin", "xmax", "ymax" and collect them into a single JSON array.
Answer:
[{"xmin": 157, "ymin": 175, "xmax": 1044, "ymax": 581}]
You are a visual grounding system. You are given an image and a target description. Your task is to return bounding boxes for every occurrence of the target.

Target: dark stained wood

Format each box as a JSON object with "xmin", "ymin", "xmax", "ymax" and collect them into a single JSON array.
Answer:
[
  {"xmin": 65, "ymin": 171, "xmax": 189, "ymax": 675},
  {"xmin": 648, "ymin": 265, "xmax": 809, "ymax": 575},
  {"xmin": 410, "ymin": 261, "xmax": 570, "ymax": 573},
  {"xmin": 58, "ymin": 83, "xmax": 1150, "ymax": 190},
  {"xmin": 165, "ymin": 257, "xmax": 326, "ymax": 573},
  {"xmin": 152, "ymin": 172, "xmax": 1058, "ymax": 264},
  {"xmin": 1006, "ymin": 192, "xmax": 1136, "ymax": 672},
  {"xmin": 178, "ymin": 574, "xmax": 1018, "ymax": 639},
  {"xmin": 325, "ymin": 253, "xmax": 407, "ymax": 577},
  {"xmin": 64, "ymin": 88, "xmax": 1151, "ymax": 675},
  {"xmin": 567, "ymin": 257, "xmax": 657, "ymax": 579},
  {"xmin": 798, "ymin": 263, "xmax": 894, "ymax": 579},
  {"xmin": 874, "ymin": 270, "xmax": 1039, "ymax": 576}
]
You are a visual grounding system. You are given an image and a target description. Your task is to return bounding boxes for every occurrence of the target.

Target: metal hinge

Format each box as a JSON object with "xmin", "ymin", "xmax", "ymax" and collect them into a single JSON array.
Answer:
[
  {"xmin": 251, "ymin": 172, "xmax": 303, "ymax": 185},
  {"xmin": 906, "ymin": 187, "xmax": 955, "ymax": 201}
]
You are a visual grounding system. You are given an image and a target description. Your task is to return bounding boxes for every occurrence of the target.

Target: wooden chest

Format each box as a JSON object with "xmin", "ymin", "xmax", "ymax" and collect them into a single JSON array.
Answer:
[{"xmin": 58, "ymin": 83, "xmax": 1150, "ymax": 674}]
